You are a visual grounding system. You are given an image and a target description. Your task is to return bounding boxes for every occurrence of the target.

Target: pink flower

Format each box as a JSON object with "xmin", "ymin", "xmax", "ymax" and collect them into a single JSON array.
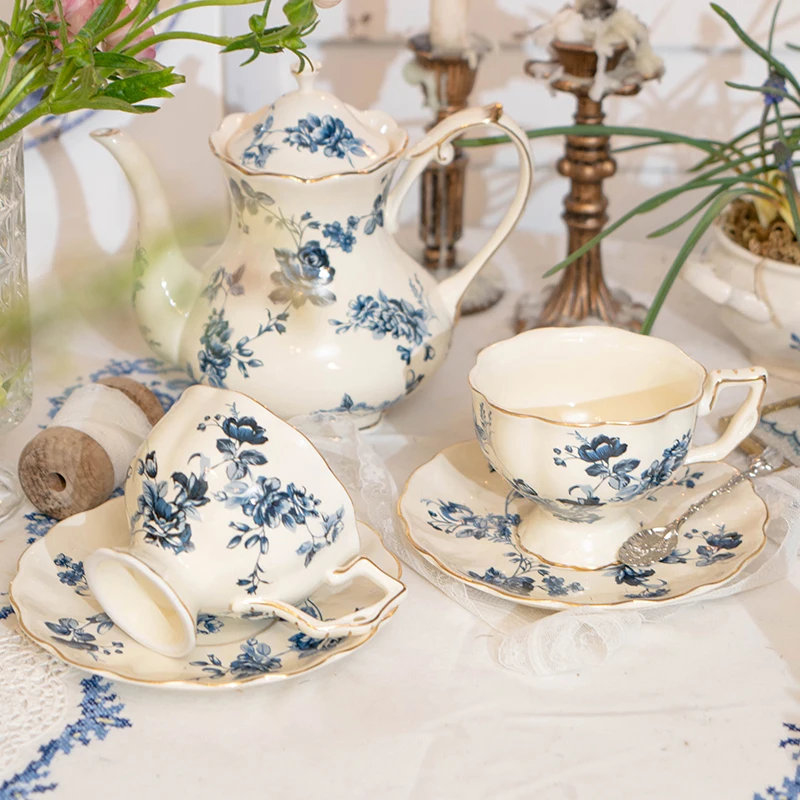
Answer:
[{"xmin": 57, "ymin": 0, "xmax": 156, "ymax": 59}]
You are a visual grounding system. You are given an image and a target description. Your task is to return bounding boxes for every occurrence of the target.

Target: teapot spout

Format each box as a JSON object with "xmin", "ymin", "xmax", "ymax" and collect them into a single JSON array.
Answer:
[{"xmin": 92, "ymin": 128, "xmax": 203, "ymax": 364}]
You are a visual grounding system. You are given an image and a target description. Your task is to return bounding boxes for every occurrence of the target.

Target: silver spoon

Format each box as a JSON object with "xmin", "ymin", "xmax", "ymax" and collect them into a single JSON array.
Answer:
[{"xmin": 618, "ymin": 447, "xmax": 784, "ymax": 569}]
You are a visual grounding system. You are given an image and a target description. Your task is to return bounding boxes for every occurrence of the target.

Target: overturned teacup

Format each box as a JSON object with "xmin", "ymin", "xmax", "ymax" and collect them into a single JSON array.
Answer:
[
  {"xmin": 469, "ymin": 327, "xmax": 766, "ymax": 570},
  {"xmin": 86, "ymin": 385, "xmax": 405, "ymax": 658}
]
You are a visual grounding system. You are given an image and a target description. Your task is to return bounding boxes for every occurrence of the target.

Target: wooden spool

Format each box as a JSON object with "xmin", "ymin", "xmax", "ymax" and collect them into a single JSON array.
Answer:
[{"xmin": 18, "ymin": 377, "xmax": 164, "ymax": 520}]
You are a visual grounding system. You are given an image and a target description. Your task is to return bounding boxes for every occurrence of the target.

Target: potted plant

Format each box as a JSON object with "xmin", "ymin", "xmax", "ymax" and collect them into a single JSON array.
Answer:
[{"xmin": 464, "ymin": 1, "xmax": 800, "ymax": 377}]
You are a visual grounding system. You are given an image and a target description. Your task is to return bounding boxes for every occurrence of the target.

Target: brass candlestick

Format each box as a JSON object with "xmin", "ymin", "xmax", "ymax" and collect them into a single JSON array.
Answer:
[
  {"xmin": 516, "ymin": 40, "xmax": 658, "ymax": 332},
  {"xmin": 407, "ymin": 33, "xmax": 502, "ymax": 314}
]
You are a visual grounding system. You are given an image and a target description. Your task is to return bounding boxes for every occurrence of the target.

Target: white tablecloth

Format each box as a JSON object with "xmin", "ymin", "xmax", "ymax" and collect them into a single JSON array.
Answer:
[{"xmin": 2, "ymin": 229, "xmax": 800, "ymax": 800}]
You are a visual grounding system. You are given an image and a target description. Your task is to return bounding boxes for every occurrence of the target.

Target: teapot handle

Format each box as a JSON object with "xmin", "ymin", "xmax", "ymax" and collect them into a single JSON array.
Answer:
[
  {"xmin": 385, "ymin": 103, "xmax": 533, "ymax": 318},
  {"xmin": 230, "ymin": 557, "xmax": 406, "ymax": 639}
]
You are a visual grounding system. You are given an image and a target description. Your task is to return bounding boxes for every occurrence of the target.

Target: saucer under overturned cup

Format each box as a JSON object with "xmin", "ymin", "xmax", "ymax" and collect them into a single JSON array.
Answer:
[
  {"xmin": 85, "ymin": 385, "xmax": 405, "ymax": 658},
  {"xmin": 469, "ymin": 327, "xmax": 767, "ymax": 570}
]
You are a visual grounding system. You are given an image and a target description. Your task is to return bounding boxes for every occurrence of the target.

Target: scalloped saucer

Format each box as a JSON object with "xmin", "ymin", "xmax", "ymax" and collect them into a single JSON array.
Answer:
[
  {"xmin": 10, "ymin": 498, "xmax": 402, "ymax": 690},
  {"xmin": 399, "ymin": 441, "xmax": 768, "ymax": 609}
]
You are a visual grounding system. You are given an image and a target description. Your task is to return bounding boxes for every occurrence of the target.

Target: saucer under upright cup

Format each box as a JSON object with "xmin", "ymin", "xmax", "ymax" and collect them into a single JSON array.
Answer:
[{"xmin": 399, "ymin": 441, "xmax": 767, "ymax": 608}]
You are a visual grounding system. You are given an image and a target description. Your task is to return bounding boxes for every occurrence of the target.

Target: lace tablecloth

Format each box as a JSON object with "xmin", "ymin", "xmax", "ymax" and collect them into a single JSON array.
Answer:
[{"xmin": 2, "ymin": 230, "xmax": 800, "ymax": 800}]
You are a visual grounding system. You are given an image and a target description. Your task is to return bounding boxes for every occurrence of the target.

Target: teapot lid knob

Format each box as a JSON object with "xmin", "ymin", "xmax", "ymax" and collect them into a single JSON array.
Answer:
[{"xmin": 293, "ymin": 62, "xmax": 321, "ymax": 93}]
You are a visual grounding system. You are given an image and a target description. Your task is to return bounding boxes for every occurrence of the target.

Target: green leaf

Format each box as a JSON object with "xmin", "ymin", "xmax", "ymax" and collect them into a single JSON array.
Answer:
[
  {"xmin": 93, "ymin": 51, "xmax": 153, "ymax": 71},
  {"xmin": 102, "ymin": 68, "xmax": 185, "ymax": 103},
  {"xmin": 81, "ymin": 96, "xmax": 159, "ymax": 113},
  {"xmin": 711, "ymin": 4, "xmax": 800, "ymax": 98},
  {"xmin": 641, "ymin": 188, "xmax": 774, "ymax": 334},
  {"xmin": 725, "ymin": 79, "xmax": 800, "ymax": 109},
  {"xmin": 282, "ymin": 0, "xmax": 317, "ymax": 29}
]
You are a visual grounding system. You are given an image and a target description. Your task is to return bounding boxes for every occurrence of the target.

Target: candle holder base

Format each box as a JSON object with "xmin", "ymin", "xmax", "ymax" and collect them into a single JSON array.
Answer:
[{"xmin": 514, "ymin": 286, "xmax": 646, "ymax": 333}]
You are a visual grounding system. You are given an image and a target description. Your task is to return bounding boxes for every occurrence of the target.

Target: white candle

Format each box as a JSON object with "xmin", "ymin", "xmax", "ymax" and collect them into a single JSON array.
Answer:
[{"xmin": 430, "ymin": 0, "xmax": 470, "ymax": 52}]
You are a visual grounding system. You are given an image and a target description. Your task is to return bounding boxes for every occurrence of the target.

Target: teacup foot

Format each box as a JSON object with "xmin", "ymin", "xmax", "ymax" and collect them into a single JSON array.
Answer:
[{"xmin": 516, "ymin": 505, "xmax": 640, "ymax": 571}]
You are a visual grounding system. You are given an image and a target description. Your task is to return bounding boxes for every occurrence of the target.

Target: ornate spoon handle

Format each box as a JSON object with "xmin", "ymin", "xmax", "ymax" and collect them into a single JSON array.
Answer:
[
  {"xmin": 618, "ymin": 447, "xmax": 783, "ymax": 568},
  {"xmin": 673, "ymin": 448, "xmax": 781, "ymax": 531}
]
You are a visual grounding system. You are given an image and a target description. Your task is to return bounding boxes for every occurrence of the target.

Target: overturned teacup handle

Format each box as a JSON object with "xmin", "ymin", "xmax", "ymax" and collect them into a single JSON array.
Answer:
[
  {"xmin": 683, "ymin": 367, "xmax": 767, "ymax": 465},
  {"xmin": 230, "ymin": 557, "xmax": 406, "ymax": 639}
]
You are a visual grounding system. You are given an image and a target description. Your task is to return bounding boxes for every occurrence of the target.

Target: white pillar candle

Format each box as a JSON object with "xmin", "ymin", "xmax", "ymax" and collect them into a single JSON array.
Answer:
[{"xmin": 430, "ymin": 0, "xmax": 470, "ymax": 52}]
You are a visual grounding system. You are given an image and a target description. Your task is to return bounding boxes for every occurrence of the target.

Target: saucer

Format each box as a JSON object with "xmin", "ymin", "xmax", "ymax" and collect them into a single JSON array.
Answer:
[
  {"xmin": 10, "ymin": 498, "xmax": 402, "ymax": 690},
  {"xmin": 399, "ymin": 441, "xmax": 768, "ymax": 608}
]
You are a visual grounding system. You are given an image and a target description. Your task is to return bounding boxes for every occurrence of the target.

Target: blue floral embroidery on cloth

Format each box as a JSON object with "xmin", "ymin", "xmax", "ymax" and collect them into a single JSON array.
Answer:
[
  {"xmin": 757, "ymin": 418, "xmax": 800, "ymax": 459},
  {"xmin": 189, "ymin": 631, "xmax": 345, "ymax": 680},
  {"xmin": 755, "ymin": 723, "xmax": 800, "ymax": 799},
  {"xmin": 46, "ymin": 358, "xmax": 187, "ymax": 421},
  {"xmin": 24, "ymin": 511, "xmax": 54, "ymax": 544},
  {"xmin": 240, "ymin": 111, "xmax": 368, "ymax": 170},
  {"xmin": 424, "ymin": 497, "xmax": 584, "ymax": 598},
  {"xmin": 0, "ymin": 591, "xmax": 12, "ymax": 619},
  {"xmin": 0, "ymin": 677, "xmax": 131, "ymax": 799}
]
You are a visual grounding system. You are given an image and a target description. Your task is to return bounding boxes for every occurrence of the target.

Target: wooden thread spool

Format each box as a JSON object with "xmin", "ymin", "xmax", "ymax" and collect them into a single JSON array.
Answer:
[{"xmin": 18, "ymin": 377, "xmax": 164, "ymax": 520}]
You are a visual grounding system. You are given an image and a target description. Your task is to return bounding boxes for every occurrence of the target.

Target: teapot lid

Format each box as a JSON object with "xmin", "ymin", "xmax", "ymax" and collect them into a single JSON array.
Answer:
[{"xmin": 223, "ymin": 63, "xmax": 405, "ymax": 179}]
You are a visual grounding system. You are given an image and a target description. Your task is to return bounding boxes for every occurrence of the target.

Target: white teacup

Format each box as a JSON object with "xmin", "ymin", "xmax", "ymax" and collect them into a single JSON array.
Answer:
[
  {"xmin": 86, "ymin": 385, "xmax": 405, "ymax": 658},
  {"xmin": 469, "ymin": 327, "xmax": 767, "ymax": 570}
]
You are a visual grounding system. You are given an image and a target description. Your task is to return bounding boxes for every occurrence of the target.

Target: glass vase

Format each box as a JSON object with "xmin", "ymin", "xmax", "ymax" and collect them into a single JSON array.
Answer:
[{"xmin": 0, "ymin": 129, "xmax": 31, "ymax": 520}]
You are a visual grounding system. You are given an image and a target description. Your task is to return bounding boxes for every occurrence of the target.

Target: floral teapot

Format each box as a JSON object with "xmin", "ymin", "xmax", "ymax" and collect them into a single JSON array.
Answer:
[{"xmin": 93, "ymin": 64, "xmax": 533, "ymax": 426}]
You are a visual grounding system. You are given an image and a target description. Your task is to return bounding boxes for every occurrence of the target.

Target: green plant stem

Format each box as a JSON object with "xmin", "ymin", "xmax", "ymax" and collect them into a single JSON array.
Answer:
[
  {"xmin": 0, "ymin": 0, "xmax": 23, "ymax": 91},
  {"xmin": 460, "ymin": 125, "xmax": 729, "ymax": 158},
  {"xmin": 0, "ymin": 65, "xmax": 46, "ymax": 122},
  {"xmin": 641, "ymin": 188, "xmax": 773, "ymax": 334},
  {"xmin": 712, "ymin": 3, "xmax": 800, "ymax": 97},
  {"xmin": 542, "ymin": 163, "xmax": 786, "ymax": 280},
  {"xmin": 0, "ymin": 102, "xmax": 49, "ymax": 140},
  {"xmin": 123, "ymin": 29, "xmax": 233, "ymax": 54}
]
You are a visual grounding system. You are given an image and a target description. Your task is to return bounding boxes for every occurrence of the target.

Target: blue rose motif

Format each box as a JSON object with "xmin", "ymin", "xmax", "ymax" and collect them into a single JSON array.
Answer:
[
  {"xmin": 237, "ymin": 476, "xmax": 298, "ymax": 530},
  {"xmin": 221, "ymin": 415, "xmax": 268, "ymax": 445},
  {"xmin": 229, "ymin": 639, "xmax": 281, "ymax": 677},
  {"xmin": 297, "ymin": 242, "xmax": 333, "ymax": 281},
  {"xmin": 612, "ymin": 564, "xmax": 655, "ymax": 587},
  {"xmin": 283, "ymin": 114, "xmax": 367, "ymax": 162},
  {"xmin": 705, "ymin": 531, "xmax": 742, "ymax": 550},
  {"xmin": 270, "ymin": 246, "xmax": 337, "ymax": 308},
  {"xmin": 470, "ymin": 567, "xmax": 535, "ymax": 594},
  {"xmin": 578, "ymin": 435, "xmax": 628, "ymax": 463}
]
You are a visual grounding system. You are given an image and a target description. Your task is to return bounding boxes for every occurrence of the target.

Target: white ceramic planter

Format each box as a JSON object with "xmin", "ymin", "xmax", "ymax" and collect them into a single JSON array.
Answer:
[{"xmin": 684, "ymin": 225, "xmax": 800, "ymax": 381}]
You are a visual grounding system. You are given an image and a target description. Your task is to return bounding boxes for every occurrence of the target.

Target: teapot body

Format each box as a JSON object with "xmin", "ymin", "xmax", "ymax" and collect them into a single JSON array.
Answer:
[{"xmin": 179, "ymin": 162, "xmax": 454, "ymax": 425}]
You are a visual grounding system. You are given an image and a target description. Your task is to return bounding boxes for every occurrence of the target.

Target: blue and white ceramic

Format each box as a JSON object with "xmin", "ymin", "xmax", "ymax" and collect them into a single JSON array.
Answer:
[
  {"xmin": 469, "ymin": 327, "xmax": 767, "ymax": 569},
  {"xmin": 10, "ymin": 497, "xmax": 402, "ymax": 690},
  {"xmin": 83, "ymin": 384, "xmax": 405, "ymax": 658},
  {"xmin": 398, "ymin": 441, "xmax": 767, "ymax": 608},
  {"xmin": 685, "ymin": 225, "xmax": 800, "ymax": 383},
  {"xmin": 91, "ymin": 62, "xmax": 533, "ymax": 428}
]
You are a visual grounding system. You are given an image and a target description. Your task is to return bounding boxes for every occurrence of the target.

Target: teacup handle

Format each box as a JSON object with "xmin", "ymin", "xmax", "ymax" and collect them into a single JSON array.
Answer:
[
  {"xmin": 230, "ymin": 557, "xmax": 406, "ymax": 639},
  {"xmin": 683, "ymin": 368, "xmax": 767, "ymax": 465},
  {"xmin": 384, "ymin": 103, "xmax": 533, "ymax": 318}
]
